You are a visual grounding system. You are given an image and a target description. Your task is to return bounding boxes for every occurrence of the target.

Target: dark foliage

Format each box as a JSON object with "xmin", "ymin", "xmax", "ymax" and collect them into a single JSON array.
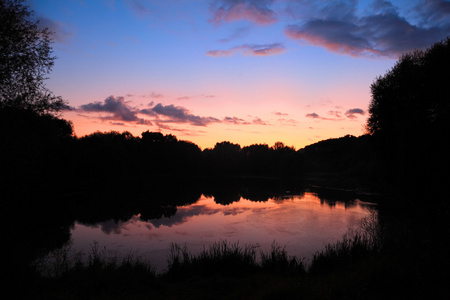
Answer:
[
  {"xmin": 0, "ymin": 0, "xmax": 67, "ymax": 113},
  {"xmin": 299, "ymin": 134, "xmax": 385, "ymax": 190},
  {"xmin": 202, "ymin": 140, "xmax": 304, "ymax": 177},
  {"xmin": 367, "ymin": 37, "xmax": 450, "ymax": 191},
  {"xmin": 65, "ymin": 130, "xmax": 311, "ymax": 182},
  {"xmin": 0, "ymin": 107, "xmax": 74, "ymax": 192}
]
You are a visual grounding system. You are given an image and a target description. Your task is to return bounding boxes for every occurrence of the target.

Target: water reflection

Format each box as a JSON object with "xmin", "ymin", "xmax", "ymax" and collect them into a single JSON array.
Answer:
[{"xmin": 72, "ymin": 190, "xmax": 376, "ymax": 272}]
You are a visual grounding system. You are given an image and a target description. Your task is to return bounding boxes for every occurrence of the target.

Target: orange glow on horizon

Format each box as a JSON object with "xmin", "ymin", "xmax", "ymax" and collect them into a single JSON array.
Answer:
[{"xmin": 64, "ymin": 108, "xmax": 368, "ymax": 150}]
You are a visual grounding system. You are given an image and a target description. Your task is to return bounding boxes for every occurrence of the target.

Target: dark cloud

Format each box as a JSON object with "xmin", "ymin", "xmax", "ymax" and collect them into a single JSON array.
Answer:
[
  {"xmin": 223, "ymin": 116, "xmax": 250, "ymax": 125},
  {"xmin": 206, "ymin": 0, "xmax": 450, "ymax": 58},
  {"xmin": 79, "ymin": 96, "xmax": 271, "ymax": 129},
  {"xmin": 413, "ymin": 0, "xmax": 450, "ymax": 28},
  {"xmin": 209, "ymin": 0, "xmax": 277, "ymax": 25},
  {"xmin": 306, "ymin": 112, "xmax": 320, "ymax": 119},
  {"xmin": 151, "ymin": 103, "xmax": 221, "ymax": 126},
  {"xmin": 284, "ymin": 0, "xmax": 450, "ymax": 58},
  {"xmin": 80, "ymin": 96, "xmax": 148, "ymax": 123},
  {"xmin": 207, "ymin": 43, "xmax": 286, "ymax": 57},
  {"xmin": 345, "ymin": 108, "xmax": 365, "ymax": 119}
]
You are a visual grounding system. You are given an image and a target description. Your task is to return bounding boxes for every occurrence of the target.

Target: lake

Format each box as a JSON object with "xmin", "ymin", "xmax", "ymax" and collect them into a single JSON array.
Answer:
[{"xmin": 66, "ymin": 186, "xmax": 377, "ymax": 272}]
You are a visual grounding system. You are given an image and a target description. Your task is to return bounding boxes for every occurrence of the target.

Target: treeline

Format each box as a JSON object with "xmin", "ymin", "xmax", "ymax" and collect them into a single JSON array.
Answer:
[
  {"xmin": 73, "ymin": 130, "xmax": 307, "ymax": 179},
  {"xmin": 1, "ymin": 107, "xmax": 383, "ymax": 194},
  {"xmin": 74, "ymin": 130, "xmax": 384, "ymax": 188}
]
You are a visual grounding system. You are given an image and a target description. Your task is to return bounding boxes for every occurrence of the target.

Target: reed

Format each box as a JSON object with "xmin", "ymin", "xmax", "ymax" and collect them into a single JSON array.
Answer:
[
  {"xmin": 32, "ymin": 214, "xmax": 384, "ymax": 299},
  {"xmin": 309, "ymin": 212, "xmax": 381, "ymax": 274}
]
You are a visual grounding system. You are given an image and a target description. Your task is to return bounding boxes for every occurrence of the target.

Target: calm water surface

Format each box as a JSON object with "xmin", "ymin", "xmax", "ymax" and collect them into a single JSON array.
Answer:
[{"xmin": 69, "ymin": 190, "xmax": 377, "ymax": 272}]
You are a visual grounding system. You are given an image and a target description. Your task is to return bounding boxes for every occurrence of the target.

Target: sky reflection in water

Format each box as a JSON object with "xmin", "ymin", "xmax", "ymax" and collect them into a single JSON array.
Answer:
[{"xmin": 71, "ymin": 192, "xmax": 376, "ymax": 272}]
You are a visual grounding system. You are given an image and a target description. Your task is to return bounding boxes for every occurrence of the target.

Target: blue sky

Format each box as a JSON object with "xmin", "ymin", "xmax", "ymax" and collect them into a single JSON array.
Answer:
[{"xmin": 27, "ymin": 0, "xmax": 450, "ymax": 149}]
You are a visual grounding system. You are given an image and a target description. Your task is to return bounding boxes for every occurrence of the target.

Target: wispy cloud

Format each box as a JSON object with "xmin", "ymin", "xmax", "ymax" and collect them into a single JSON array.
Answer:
[
  {"xmin": 219, "ymin": 26, "xmax": 251, "ymax": 42},
  {"xmin": 206, "ymin": 49, "xmax": 235, "ymax": 57},
  {"xmin": 207, "ymin": 43, "xmax": 286, "ymax": 57},
  {"xmin": 37, "ymin": 16, "xmax": 74, "ymax": 44},
  {"xmin": 209, "ymin": 0, "xmax": 277, "ymax": 25},
  {"xmin": 277, "ymin": 118, "xmax": 297, "ymax": 126},
  {"xmin": 223, "ymin": 116, "xmax": 251, "ymax": 125},
  {"xmin": 252, "ymin": 117, "xmax": 269, "ymax": 125},
  {"xmin": 126, "ymin": 92, "xmax": 164, "ymax": 99},
  {"xmin": 126, "ymin": 0, "xmax": 151, "ymax": 17}
]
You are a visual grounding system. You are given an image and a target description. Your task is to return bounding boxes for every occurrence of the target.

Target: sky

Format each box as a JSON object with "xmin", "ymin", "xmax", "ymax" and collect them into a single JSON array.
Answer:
[{"xmin": 28, "ymin": 0, "xmax": 450, "ymax": 149}]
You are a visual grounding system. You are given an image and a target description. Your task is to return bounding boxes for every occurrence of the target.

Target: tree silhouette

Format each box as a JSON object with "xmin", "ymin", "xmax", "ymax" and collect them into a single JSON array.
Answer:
[
  {"xmin": 0, "ymin": 107, "xmax": 73, "ymax": 191},
  {"xmin": 203, "ymin": 141, "xmax": 243, "ymax": 175},
  {"xmin": 367, "ymin": 37, "xmax": 450, "ymax": 139},
  {"xmin": 367, "ymin": 37, "xmax": 450, "ymax": 189},
  {"xmin": 0, "ymin": 0, "xmax": 67, "ymax": 113}
]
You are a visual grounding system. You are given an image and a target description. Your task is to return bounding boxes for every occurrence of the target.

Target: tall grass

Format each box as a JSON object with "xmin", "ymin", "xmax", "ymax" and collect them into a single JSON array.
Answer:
[
  {"xmin": 35, "ymin": 240, "xmax": 155, "ymax": 279},
  {"xmin": 260, "ymin": 242, "xmax": 305, "ymax": 275},
  {"xmin": 309, "ymin": 212, "xmax": 381, "ymax": 273},
  {"xmin": 166, "ymin": 240, "xmax": 306, "ymax": 280},
  {"xmin": 167, "ymin": 241, "xmax": 259, "ymax": 279},
  {"xmin": 34, "ymin": 241, "xmax": 157, "ymax": 299}
]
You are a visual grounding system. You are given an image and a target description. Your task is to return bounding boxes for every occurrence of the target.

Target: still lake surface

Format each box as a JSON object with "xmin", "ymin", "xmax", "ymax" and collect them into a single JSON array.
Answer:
[{"xmin": 68, "ymin": 188, "xmax": 377, "ymax": 272}]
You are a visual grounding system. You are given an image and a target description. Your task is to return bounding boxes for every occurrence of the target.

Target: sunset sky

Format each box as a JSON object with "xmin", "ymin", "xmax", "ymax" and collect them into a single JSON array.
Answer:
[{"xmin": 28, "ymin": 0, "xmax": 450, "ymax": 149}]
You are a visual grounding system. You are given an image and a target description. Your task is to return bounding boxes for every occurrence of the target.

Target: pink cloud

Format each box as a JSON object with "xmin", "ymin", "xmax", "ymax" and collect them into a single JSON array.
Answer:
[
  {"xmin": 207, "ymin": 43, "xmax": 285, "ymax": 57},
  {"xmin": 210, "ymin": 0, "xmax": 277, "ymax": 26},
  {"xmin": 252, "ymin": 117, "xmax": 269, "ymax": 125},
  {"xmin": 285, "ymin": 24, "xmax": 382, "ymax": 57},
  {"xmin": 206, "ymin": 49, "xmax": 234, "ymax": 57}
]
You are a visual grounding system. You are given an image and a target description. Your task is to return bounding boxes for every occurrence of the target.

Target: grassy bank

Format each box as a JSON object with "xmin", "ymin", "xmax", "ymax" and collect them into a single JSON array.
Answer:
[{"xmin": 18, "ymin": 214, "xmax": 394, "ymax": 299}]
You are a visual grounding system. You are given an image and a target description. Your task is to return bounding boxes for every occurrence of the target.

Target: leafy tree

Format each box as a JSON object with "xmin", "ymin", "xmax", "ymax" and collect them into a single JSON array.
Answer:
[
  {"xmin": 0, "ymin": 0, "xmax": 67, "ymax": 113},
  {"xmin": 367, "ymin": 37, "xmax": 450, "ymax": 140},
  {"xmin": 366, "ymin": 38, "xmax": 450, "ymax": 190}
]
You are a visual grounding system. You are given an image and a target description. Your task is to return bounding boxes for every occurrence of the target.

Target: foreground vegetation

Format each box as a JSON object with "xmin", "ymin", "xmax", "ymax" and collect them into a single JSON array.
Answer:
[
  {"xmin": 28, "ymin": 218, "xmax": 383, "ymax": 299},
  {"xmin": 13, "ymin": 208, "xmax": 446, "ymax": 299}
]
